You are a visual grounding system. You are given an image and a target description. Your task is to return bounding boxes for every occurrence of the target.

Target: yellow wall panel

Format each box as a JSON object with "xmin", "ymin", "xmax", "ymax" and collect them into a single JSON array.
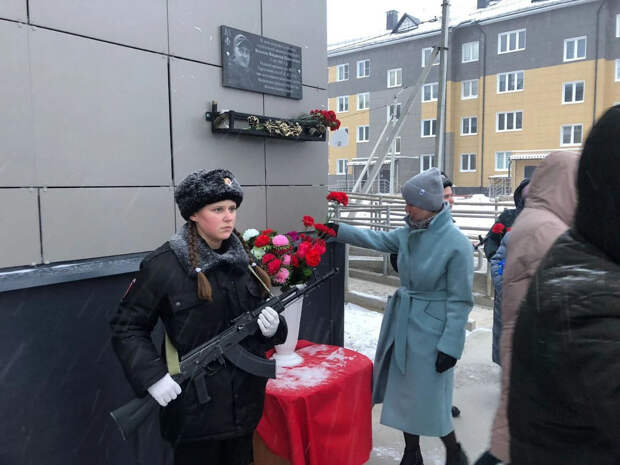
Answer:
[{"xmin": 328, "ymin": 66, "xmax": 337, "ymax": 84}]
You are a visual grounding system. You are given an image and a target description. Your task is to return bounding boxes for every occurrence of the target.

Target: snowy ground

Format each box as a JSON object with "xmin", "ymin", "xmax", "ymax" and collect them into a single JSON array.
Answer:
[{"xmin": 343, "ymin": 302, "xmax": 500, "ymax": 465}]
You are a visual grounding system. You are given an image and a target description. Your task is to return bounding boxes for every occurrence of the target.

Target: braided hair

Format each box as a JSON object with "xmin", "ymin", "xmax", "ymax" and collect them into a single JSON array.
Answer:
[{"xmin": 186, "ymin": 222, "xmax": 272, "ymax": 301}]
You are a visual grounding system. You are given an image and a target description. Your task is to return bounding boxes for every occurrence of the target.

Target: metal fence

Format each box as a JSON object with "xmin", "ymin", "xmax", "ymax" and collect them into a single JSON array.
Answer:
[{"xmin": 330, "ymin": 192, "xmax": 514, "ymax": 273}]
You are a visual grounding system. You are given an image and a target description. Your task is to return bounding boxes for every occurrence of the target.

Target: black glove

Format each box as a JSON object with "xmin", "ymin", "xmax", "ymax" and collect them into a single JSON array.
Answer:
[{"xmin": 435, "ymin": 351, "xmax": 457, "ymax": 373}]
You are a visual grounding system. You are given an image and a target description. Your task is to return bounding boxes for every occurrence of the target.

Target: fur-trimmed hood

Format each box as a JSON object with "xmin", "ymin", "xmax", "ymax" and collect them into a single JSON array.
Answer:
[{"xmin": 168, "ymin": 223, "xmax": 249, "ymax": 276}]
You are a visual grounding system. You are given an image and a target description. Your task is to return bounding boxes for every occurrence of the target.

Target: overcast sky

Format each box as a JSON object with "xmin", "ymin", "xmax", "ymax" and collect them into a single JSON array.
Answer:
[{"xmin": 327, "ymin": 0, "xmax": 478, "ymax": 45}]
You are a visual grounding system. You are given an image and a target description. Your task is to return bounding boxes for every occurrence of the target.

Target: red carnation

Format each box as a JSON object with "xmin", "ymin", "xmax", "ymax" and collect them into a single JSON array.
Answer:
[
  {"xmin": 302, "ymin": 215, "xmax": 315, "ymax": 227},
  {"xmin": 315, "ymin": 239, "xmax": 327, "ymax": 255},
  {"xmin": 305, "ymin": 248, "xmax": 321, "ymax": 267},
  {"xmin": 261, "ymin": 228, "xmax": 275, "ymax": 236},
  {"xmin": 300, "ymin": 233, "xmax": 313, "ymax": 242},
  {"xmin": 267, "ymin": 259, "xmax": 282, "ymax": 276},
  {"xmin": 291, "ymin": 255, "xmax": 300, "ymax": 268},
  {"xmin": 262, "ymin": 253, "xmax": 277, "ymax": 265},
  {"xmin": 491, "ymin": 223, "xmax": 506, "ymax": 234},
  {"xmin": 254, "ymin": 234, "xmax": 271, "ymax": 248},
  {"xmin": 297, "ymin": 241, "xmax": 311, "ymax": 259},
  {"xmin": 315, "ymin": 223, "xmax": 337, "ymax": 237},
  {"xmin": 327, "ymin": 191, "xmax": 349, "ymax": 206}
]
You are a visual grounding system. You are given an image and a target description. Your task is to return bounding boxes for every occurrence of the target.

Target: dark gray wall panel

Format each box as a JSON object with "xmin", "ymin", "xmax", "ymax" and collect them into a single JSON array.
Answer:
[
  {"xmin": 0, "ymin": 0, "xmax": 26, "ymax": 21},
  {"xmin": 0, "ymin": 189, "xmax": 41, "ymax": 268},
  {"xmin": 170, "ymin": 58, "xmax": 266, "ymax": 185},
  {"xmin": 29, "ymin": 28, "xmax": 171, "ymax": 186},
  {"xmin": 484, "ymin": 3, "xmax": 599, "ymax": 75},
  {"xmin": 266, "ymin": 185, "xmax": 327, "ymax": 233},
  {"xmin": 262, "ymin": 0, "xmax": 327, "ymax": 89},
  {"xmin": 328, "ymin": 34, "xmax": 441, "ymax": 98},
  {"xmin": 0, "ymin": 21, "xmax": 35, "ymax": 186},
  {"xmin": 40, "ymin": 187, "xmax": 174, "ymax": 262},
  {"xmin": 451, "ymin": 27, "xmax": 485, "ymax": 83},
  {"xmin": 264, "ymin": 86, "xmax": 328, "ymax": 185},
  {"xmin": 29, "ymin": 0, "xmax": 168, "ymax": 53},
  {"xmin": 605, "ymin": 1, "xmax": 620, "ymax": 60},
  {"xmin": 168, "ymin": 0, "xmax": 261, "ymax": 65},
  {"xmin": 236, "ymin": 186, "xmax": 267, "ymax": 232}
]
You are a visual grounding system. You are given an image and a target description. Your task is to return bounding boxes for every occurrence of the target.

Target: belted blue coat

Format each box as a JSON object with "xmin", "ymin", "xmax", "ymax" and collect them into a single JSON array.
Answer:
[{"xmin": 337, "ymin": 206, "xmax": 473, "ymax": 436}]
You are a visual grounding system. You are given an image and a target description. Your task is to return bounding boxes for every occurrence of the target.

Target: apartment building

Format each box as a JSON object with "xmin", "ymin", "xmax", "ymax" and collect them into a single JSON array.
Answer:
[{"xmin": 327, "ymin": 0, "xmax": 620, "ymax": 194}]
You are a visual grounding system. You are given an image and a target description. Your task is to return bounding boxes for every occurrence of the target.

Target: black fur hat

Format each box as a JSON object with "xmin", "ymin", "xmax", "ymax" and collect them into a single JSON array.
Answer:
[
  {"xmin": 175, "ymin": 169, "xmax": 243, "ymax": 221},
  {"xmin": 575, "ymin": 105, "xmax": 620, "ymax": 263}
]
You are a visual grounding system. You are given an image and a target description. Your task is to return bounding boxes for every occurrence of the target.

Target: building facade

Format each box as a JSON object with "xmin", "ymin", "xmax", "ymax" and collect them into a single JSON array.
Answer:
[
  {"xmin": 0, "ymin": 2, "xmax": 331, "ymax": 464},
  {"xmin": 327, "ymin": 0, "xmax": 620, "ymax": 194}
]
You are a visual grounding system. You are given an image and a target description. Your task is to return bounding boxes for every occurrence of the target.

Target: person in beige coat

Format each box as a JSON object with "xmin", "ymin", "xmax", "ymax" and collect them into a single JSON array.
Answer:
[{"xmin": 474, "ymin": 150, "xmax": 580, "ymax": 465}]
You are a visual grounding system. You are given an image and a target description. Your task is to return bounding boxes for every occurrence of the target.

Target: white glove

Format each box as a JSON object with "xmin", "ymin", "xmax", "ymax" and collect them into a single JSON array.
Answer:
[
  {"xmin": 257, "ymin": 307, "xmax": 280, "ymax": 338},
  {"xmin": 147, "ymin": 373, "xmax": 182, "ymax": 407}
]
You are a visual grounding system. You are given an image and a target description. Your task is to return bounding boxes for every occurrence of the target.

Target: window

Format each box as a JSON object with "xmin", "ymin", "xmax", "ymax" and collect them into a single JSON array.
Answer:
[
  {"xmin": 460, "ymin": 153, "xmax": 476, "ymax": 172},
  {"xmin": 420, "ymin": 154, "xmax": 435, "ymax": 172},
  {"xmin": 616, "ymin": 59, "xmax": 620, "ymax": 81},
  {"xmin": 357, "ymin": 125, "xmax": 369, "ymax": 143},
  {"xmin": 423, "ymin": 82, "xmax": 439, "ymax": 102},
  {"xmin": 421, "ymin": 119, "xmax": 437, "ymax": 137},
  {"xmin": 561, "ymin": 124, "xmax": 583, "ymax": 146},
  {"xmin": 498, "ymin": 29, "xmax": 526, "ymax": 54},
  {"xmin": 462, "ymin": 79, "xmax": 479, "ymax": 99},
  {"xmin": 387, "ymin": 68, "xmax": 402, "ymax": 88},
  {"xmin": 387, "ymin": 103, "xmax": 401, "ymax": 122},
  {"xmin": 495, "ymin": 152, "xmax": 510, "ymax": 171},
  {"xmin": 357, "ymin": 59, "xmax": 370, "ymax": 78},
  {"xmin": 564, "ymin": 36, "xmax": 586, "ymax": 62},
  {"xmin": 336, "ymin": 159, "xmax": 348, "ymax": 175},
  {"xmin": 337, "ymin": 96, "xmax": 349, "ymax": 112},
  {"xmin": 497, "ymin": 71, "xmax": 524, "ymax": 93},
  {"xmin": 497, "ymin": 111, "xmax": 523, "ymax": 132},
  {"xmin": 462, "ymin": 41, "xmax": 479, "ymax": 63},
  {"xmin": 388, "ymin": 137, "xmax": 402, "ymax": 154},
  {"xmin": 422, "ymin": 47, "xmax": 440, "ymax": 67},
  {"xmin": 563, "ymin": 81, "xmax": 585, "ymax": 104},
  {"xmin": 357, "ymin": 92, "xmax": 370, "ymax": 110},
  {"xmin": 336, "ymin": 64, "xmax": 349, "ymax": 81},
  {"xmin": 617, "ymin": 14, "xmax": 620, "ymax": 38},
  {"xmin": 461, "ymin": 116, "xmax": 478, "ymax": 135}
]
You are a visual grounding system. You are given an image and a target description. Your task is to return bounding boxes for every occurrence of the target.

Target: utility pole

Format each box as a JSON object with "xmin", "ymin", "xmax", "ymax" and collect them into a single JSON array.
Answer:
[{"xmin": 435, "ymin": 0, "xmax": 450, "ymax": 172}]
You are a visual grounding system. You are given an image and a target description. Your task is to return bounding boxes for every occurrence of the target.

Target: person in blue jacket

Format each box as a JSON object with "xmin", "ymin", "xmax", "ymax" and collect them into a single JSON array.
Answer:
[{"xmin": 331, "ymin": 168, "xmax": 473, "ymax": 465}]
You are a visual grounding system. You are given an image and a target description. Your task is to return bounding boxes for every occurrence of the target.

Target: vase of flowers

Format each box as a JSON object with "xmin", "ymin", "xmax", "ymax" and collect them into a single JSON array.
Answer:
[{"xmin": 242, "ymin": 225, "xmax": 330, "ymax": 367}]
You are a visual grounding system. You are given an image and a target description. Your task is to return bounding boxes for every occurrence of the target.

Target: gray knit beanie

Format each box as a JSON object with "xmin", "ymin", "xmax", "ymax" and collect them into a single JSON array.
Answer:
[
  {"xmin": 401, "ymin": 168, "xmax": 444, "ymax": 211},
  {"xmin": 175, "ymin": 169, "xmax": 243, "ymax": 220}
]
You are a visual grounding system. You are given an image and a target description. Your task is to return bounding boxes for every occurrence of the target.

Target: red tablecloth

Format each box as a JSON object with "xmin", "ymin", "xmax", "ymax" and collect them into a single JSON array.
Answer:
[{"xmin": 257, "ymin": 340, "xmax": 373, "ymax": 465}]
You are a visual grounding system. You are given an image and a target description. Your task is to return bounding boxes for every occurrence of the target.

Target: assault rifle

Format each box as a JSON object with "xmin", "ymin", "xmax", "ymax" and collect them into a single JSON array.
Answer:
[{"xmin": 110, "ymin": 268, "xmax": 338, "ymax": 440}]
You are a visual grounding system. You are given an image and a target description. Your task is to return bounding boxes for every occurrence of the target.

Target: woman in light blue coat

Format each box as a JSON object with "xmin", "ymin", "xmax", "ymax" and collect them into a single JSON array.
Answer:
[{"xmin": 333, "ymin": 168, "xmax": 473, "ymax": 465}]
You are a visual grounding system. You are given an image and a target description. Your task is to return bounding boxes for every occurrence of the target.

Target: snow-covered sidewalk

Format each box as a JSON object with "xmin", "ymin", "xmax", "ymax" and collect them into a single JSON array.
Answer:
[{"xmin": 343, "ymin": 303, "xmax": 500, "ymax": 465}]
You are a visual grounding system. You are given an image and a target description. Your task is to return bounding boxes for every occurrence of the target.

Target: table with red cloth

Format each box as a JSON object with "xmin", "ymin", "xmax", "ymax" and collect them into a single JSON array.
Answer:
[{"xmin": 256, "ymin": 340, "xmax": 373, "ymax": 465}]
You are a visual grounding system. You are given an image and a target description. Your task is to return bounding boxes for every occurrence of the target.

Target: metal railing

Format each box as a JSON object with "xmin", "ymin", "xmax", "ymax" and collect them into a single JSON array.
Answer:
[{"xmin": 330, "ymin": 193, "xmax": 513, "ymax": 274}]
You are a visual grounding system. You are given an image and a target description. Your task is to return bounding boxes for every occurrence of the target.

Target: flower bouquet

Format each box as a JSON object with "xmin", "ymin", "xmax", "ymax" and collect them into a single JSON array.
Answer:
[{"xmin": 296, "ymin": 109, "xmax": 341, "ymax": 137}]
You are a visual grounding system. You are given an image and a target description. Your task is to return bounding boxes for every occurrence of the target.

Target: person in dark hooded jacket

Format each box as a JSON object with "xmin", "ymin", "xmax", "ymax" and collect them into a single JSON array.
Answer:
[
  {"xmin": 482, "ymin": 178, "xmax": 529, "ymax": 261},
  {"xmin": 508, "ymin": 105, "xmax": 620, "ymax": 464},
  {"xmin": 110, "ymin": 169, "xmax": 287, "ymax": 465}
]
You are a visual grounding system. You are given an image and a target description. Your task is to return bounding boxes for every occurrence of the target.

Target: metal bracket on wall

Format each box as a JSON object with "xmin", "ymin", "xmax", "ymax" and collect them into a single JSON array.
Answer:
[{"xmin": 205, "ymin": 101, "xmax": 326, "ymax": 142}]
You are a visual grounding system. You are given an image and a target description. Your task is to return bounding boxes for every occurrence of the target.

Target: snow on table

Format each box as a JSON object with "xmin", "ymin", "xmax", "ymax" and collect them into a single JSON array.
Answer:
[{"xmin": 268, "ymin": 345, "xmax": 357, "ymax": 392}]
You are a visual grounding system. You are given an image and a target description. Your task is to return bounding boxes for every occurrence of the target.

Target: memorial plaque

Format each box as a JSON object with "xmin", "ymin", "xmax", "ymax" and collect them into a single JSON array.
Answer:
[{"xmin": 221, "ymin": 25, "xmax": 303, "ymax": 100}]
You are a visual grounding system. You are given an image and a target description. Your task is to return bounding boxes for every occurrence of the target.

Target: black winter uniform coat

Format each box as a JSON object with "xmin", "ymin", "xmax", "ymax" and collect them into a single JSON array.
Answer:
[
  {"xmin": 483, "ymin": 178, "xmax": 529, "ymax": 260},
  {"xmin": 110, "ymin": 232, "xmax": 287, "ymax": 444},
  {"xmin": 508, "ymin": 230, "xmax": 620, "ymax": 464}
]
